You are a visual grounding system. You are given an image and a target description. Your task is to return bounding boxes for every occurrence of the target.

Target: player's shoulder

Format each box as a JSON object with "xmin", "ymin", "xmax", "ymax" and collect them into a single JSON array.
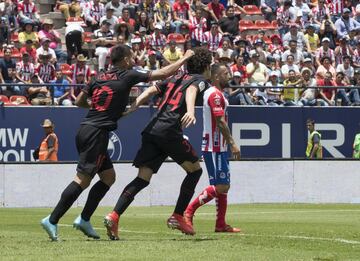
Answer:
[
  {"xmin": 205, "ymin": 86, "xmax": 221, "ymax": 96},
  {"xmin": 188, "ymin": 74, "xmax": 210, "ymax": 91}
]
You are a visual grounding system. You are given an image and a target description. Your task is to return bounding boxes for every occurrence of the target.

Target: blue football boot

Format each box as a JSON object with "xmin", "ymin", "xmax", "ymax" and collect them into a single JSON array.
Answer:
[
  {"xmin": 73, "ymin": 215, "xmax": 100, "ymax": 239},
  {"xmin": 40, "ymin": 215, "xmax": 58, "ymax": 241}
]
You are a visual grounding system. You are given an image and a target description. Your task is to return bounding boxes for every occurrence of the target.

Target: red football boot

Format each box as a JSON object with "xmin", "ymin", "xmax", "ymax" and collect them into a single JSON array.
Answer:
[
  {"xmin": 183, "ymin": 210, "xmax": 194, "ymax": 227},
  {"xmin": 215, "ymin": 224, "xmax": 241, "ymax": 233},
  {"xmin": 104, "ymin": 212, "xmax": 119, "ymax": 240},
  {"xmin": 167, "ymin": 213, "xmax": 195, "ymax": 235}
]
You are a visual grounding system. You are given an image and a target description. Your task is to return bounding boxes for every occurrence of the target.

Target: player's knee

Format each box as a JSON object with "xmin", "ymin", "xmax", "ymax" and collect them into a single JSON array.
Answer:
[
  {"xmin": 137, "ymin": 167, "xmax": 154, "ymax": 182},
  {"xmin": 215, "ymin": 184, "xmax": 230, "ymax": 194},
  {"xmin": 99, "ymin": 168, "xmax": 116, "ymax": 186},
  {"xmin": 74, "ymin": 172, "xmax": 92, "ymax": 189},
  {"xmin": 182, "ymin": 160, "xmax": 201, "ymax": 173},
  {"xmin": 187, "ymin": 168, "xmax": 202, "ymax": 181}
]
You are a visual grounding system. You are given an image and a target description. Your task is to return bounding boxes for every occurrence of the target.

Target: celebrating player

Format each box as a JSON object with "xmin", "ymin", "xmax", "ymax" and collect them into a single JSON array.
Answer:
[
  {"xmin": 184, "ymin": 63, "xmax": 241, "ymax": 233},
  {"xmin": 104, "ymin": 47, "xmax": 213, "ymax": 240},
  {"xmin": 40, "ymin": 44, "xmax": 195, "ymax": 241}
]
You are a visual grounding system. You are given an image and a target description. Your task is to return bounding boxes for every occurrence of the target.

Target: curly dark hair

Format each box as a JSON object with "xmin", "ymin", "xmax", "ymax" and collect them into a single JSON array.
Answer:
[{"xmin": 187, "ymin": 47, "xmax": 212, "ymax": 74}]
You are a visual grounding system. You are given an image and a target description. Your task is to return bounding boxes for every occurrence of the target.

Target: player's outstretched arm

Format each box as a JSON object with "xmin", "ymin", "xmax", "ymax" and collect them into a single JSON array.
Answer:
[
  {"xmin": 75, "ymin": 91, "xmax": 91, "ymax": 109},
  {"xmin": 181, "ymin": 85, "xmax": 198, "ymax": 128},
  {"xmin": 123, "ymin": 86, "xmax": 159, "ymax": 117},
  {"xmin": 149, "ymin": 50, "xmax": 195, "ymax": 81},
  {"xmin": 215, "ymin": 116, "xmax": 241, "ymax": 160}
]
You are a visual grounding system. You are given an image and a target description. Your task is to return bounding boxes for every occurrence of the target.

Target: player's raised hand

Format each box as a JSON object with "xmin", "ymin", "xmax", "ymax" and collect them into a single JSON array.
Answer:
[
  {"xmin": 230, "ymin": 144, "xmax": 241, "ymax": 161},
  {"xmin": 181, "ymin": 112, "xmax": 196, "ymax": 128},
  {"xmin": 184, "ymin": 50, "xmax": 195, "ymax": 59}
]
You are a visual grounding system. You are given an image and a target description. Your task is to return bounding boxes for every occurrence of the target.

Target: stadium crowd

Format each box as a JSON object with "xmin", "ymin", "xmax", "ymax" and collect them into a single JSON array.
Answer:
[{"xmin": 0, "ymin": 0, "xmax": 360, "ymax": 106}]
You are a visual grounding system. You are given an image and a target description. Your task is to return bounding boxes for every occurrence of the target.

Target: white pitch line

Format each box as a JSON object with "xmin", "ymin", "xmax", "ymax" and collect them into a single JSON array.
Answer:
[
  {"xmin": 58, "ymin": 224, "xmax": 360, "ymax": 245},
  {"xmin": 116, "ymin": 209, "xmax": 360, "ymax": 217}
]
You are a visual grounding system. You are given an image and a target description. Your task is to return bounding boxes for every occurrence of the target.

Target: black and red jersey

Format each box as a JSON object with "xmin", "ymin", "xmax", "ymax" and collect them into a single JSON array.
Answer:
[
  {"xmin": 81, "ymin": 68, "xmax": 150, "ymax": 131},
  {"xmin": 143, "ymin": 73, "xmax": 209, "ymax": 139}
]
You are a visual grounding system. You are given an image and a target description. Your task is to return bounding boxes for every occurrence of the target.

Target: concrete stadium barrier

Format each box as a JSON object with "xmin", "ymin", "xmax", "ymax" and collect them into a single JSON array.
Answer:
[{"xmin": 0, "ymin": 161, "xmax": 360, "ymax": 207}]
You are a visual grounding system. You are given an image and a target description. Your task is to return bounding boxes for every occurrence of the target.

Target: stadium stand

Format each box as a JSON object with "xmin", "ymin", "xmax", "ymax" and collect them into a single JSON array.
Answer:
[{"xmin": 0, "ymin": 0, "xmax": 359, "ymax": 106}]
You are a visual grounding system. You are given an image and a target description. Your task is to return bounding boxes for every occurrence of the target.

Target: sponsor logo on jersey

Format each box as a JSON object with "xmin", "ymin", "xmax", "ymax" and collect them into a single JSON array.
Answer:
[
  {"xmin": 108, "ymin": 131, "xmax": 122, "ymax": 160},
  {"xmin": 136, "ymin": 69, "xmax": 148, "ymax": 74}
]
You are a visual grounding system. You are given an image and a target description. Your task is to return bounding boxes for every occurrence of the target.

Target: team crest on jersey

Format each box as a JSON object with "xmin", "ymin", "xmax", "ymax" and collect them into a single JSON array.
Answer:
[
  {"xmin": 108, "ymin": 132, "xmax": 122, "ymax": 160},
  {"xmin": 198, "ymin": 81, "xmax": 206, "ymax": 92},
  {"xmin": 219, "ymin": 172, "xmax": 226, "ymax": 179}
]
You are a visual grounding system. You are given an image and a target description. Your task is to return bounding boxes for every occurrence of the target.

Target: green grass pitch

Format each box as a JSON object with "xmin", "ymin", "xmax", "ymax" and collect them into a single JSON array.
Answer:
[{"xmin": 1, "ymin": 204, "xmax": 360, "ymax": 261}]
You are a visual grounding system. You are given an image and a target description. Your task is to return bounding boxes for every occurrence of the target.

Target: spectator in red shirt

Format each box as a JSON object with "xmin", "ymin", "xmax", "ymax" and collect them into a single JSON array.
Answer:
[
  {"xmin": 317, "ymin": 71, "xmax": 336, "ymax": 105},
  {"xmin": 231, "ymin": 55, "xmax": 248, "ymax": 84},
  {"xmin": 208, "ymin": 0, "xmax": 225, "ymax": 22},
  {"xmin": 20, "ymin": 39, "xmax": 37, "ymax": 64},
  {"xmin": 118, "ymin": 8, "xmax": 136, "ymax": 33},
  {"xmin": 173, "ymin": 0, "xmax": 191, "ymax": 33}
]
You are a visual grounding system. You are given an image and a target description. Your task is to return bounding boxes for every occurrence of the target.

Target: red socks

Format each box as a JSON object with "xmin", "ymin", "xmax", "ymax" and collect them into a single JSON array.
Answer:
[
  {"xmin": 186, "ymin": 185, "xmax": 217, "ymax": 214},
  {"xmin": 186, "ymin": 186, "xmax": 228, "ymax": 228},
  {"xmin": 215, "ymin": 193, "xmax": 227, "ymax": 228}
]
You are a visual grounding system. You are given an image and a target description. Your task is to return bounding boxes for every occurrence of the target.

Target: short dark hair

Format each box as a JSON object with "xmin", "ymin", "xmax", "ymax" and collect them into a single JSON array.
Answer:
[
  {"xmin": 110, "ymin": 44, "xmax": 132, "ymax": 65},
  {"xmin": 343, "ymin": 55, "xmax": 351, "ymax": 61},
  {"xmin": 226, "ymin": 5, "xmax": 234, "ymax": 11},
  {"xmin": 288, "ymin": 69, "xmax": 296, "ymax": 74},
  {"xmin": 210, "ymin": 63, "xmax": 224, "ymax": 76},
  {"xmin": 289, "ymin": 40, "xmax": 297, "ymax": 45},
  {"xmin": 187, "ymin": 47, "xmax": 212, "ymax": 74},
  {"xmin": 307, "ymin": 118, "xmax": 315, "ymax": 125}
]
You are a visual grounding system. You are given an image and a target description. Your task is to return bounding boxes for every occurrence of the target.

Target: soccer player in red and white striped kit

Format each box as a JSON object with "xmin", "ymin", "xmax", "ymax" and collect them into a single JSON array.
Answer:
[{"xmin": 184, "ymin": 63, "xmax": 241, "ymax": 233}]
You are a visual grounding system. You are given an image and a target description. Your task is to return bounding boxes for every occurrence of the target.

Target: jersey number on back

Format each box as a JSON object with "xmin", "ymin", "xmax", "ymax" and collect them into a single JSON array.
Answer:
[
  {"xmin": 92, "ymin": 85, "xmax": 113, "ymax": 111},
  {"xmin": 159, "ymin": 82, "xmax": 184, "ymax": 111}
]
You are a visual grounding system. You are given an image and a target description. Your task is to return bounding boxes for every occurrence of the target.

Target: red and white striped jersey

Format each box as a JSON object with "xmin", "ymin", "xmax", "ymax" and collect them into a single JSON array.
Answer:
[
  {"xmin": 330, "ymin": 0, "xmax": 343, "ymax": 15},
  {"xmin": 276, "ymin": 6, "xmax": 291, "ymax": 27},
  {"xmin": 18, "ymin": 2, "xmax": 37, "ymax": 19},
  {"xmin": 353, "ymin": 48, "xmax": 360, "ymax": 65},
  {"xmin": 316, "ymin": 47, "xmax": 335, "ymax": 62},
  {"xmin": 86, "ymin": 1, "xmax": 105, "ymax": 22},
  {"xmin": 203, "ymin": 31, "xmax": 222, "ymax": 52},
  {"xmin": 70, "ymin": 64, "xmax": 91, "ymax": 82},
  {"xmin": 202, "ymin": 86, "xmax": 228, "ymax": 153},
  {"xmin": 189, "ymin": 16, "xmax": 207, "ymax": 42},
  {"xmin": 311, "ymin": 5, "xmax": 330, "ymax": 22},
  {"xmin": 36, "ymin": 63, "xmax": 55, "ymax": 83},
  {"xmin": 335, "ymin": 46, "xmax": 351, "ymax": 65},
  {"xmin": 149, "ymin": 33, "xmax": 167, "ymax": 50},
  {"xmin": 16, "ymin": 61, "xmax": 35, "ymax": 82}
]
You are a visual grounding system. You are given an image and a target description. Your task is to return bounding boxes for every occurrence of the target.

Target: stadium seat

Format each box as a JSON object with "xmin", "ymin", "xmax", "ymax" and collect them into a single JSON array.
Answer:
[
  {"xmin": 10, "ymin": 32, "xmax": 19, "ymax": 43},
  {"xmin": 243, "ymin": 5, "xmax": 262, "ymax": 15},
  {"xmin": 9, "ymin": 95, "xmax": 30, "ymax": 105},
  {"xmin": 239, "ymin": 20, "xmax": 255, "ymax": 32},
  {"xmin": 83, "ymin": 32, "xmax": 93, "ymax": 43},
  {"xmin": 271, "ymin": 20, "xmax": 278, "ymax": 28},
  {"xmin": 255, "ymin": 20, "xmax": 273, "ymax": 29},
  {"xmin": 263, "ymin": 36, "xmax": 272, "ymax": 45},
  {"xmin": 0, "ymin": 95, "xmax": 9, "ymax": 105},
  {"xmin": 67, "ymin": 17, "xmax": 84, "ymax": 23},
  {"xmin": 11, "ymin": 48, "xmax": 21, "ymax": 60},
  {"xmin": 60, "ymin": 63, "xmax": 72, "ymax": 76},
  {"xmin": 167, "ymin": 33, "xmax": 185, "ymax": 43}
]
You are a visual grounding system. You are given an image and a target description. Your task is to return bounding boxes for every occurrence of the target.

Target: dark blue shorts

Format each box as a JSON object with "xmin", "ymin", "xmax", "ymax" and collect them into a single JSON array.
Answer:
[{"xmin": 203, "ymin": 151, "xmax": 230, "ymax": 185}]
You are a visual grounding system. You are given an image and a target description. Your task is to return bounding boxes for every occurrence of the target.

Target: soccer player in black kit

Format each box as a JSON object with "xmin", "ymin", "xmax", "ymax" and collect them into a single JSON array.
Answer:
[
  {"xmin": 40, "ymin": 44, "xmax": 195, "ymax": 241},
  {"xmin": 104, "ymin": 48, "xmax": 213, "ymax": 239}
]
